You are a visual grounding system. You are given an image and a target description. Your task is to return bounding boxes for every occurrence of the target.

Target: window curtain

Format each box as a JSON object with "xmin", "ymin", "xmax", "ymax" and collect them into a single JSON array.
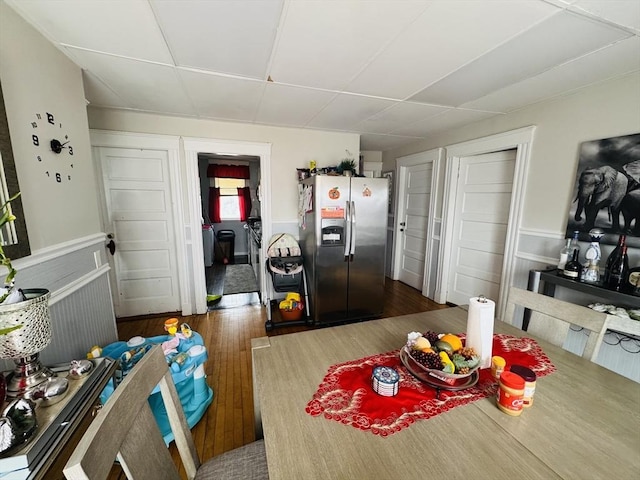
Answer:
[
  {"xmin": 207, "ymin": 164, "xmax": 250, "ymax": 179},
  {"xmin": 209, "ymin": 187, "xmax": 221, "ymax": 223},
  {"xmin": 237, "ymin": 187, "xmax": 251, "ymax": 222}
]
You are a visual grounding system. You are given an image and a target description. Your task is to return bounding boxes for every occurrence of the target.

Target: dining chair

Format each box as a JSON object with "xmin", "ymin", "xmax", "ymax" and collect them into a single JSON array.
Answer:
[
  {"xmin": 63, "ymin": 345, "xmax": 268, "ymax": 480},
  {"xmin": 503, "ymin": 287, "xmax": 610, "ymax": 361}
]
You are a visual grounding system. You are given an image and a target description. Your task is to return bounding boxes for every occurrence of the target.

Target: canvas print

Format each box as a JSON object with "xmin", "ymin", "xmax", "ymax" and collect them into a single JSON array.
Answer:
[{"xmin": 566, "ymin": 133, "xmax": 640, "ymax": 247}]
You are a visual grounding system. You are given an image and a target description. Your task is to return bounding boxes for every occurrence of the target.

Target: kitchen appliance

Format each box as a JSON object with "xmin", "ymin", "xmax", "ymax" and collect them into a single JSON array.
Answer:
[{"xmin": 299, "ymin": 175, "xmax": 388, "ymax": 324}]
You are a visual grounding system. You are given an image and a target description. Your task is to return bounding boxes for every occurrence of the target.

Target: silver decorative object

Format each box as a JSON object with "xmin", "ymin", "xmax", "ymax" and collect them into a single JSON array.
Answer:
[
  {"xmin": 0, "ymin": 398, "xmax": 38, "ymax": 457},
  {"xmin": 68, "ymin": 359, "xmax": 93, "ymax": 379},
  {"xmin": 0, "ymin": 289, "xmax": 60, "ymax": 399}
]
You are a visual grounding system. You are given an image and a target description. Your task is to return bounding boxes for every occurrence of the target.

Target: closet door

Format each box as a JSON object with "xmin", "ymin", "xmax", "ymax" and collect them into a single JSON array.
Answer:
[{"xmin": 97, "ymin": 146, "xmax": 180, "ymax": 317}]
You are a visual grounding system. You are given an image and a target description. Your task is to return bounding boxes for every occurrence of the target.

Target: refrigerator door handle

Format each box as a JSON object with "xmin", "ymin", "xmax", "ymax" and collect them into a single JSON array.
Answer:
[
  {"xmin": 350, "ymin": 200, "xmax": 356, "ymax": 261},
  {"xmin": 344, "ymin": 200, "xmax": 351, "ymax": 260}
]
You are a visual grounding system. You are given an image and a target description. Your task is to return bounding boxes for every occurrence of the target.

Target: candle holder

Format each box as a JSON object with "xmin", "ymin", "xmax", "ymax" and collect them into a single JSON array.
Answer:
[{"xmin": 0, "ymin": 289, "xmax": 56, "ymax": 399}]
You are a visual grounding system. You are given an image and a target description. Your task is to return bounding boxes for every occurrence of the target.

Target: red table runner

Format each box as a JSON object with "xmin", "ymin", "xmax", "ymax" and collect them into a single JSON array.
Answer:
[{"xmin": 305, "ymin": 334, "xmax": 555, "ymax": 436}]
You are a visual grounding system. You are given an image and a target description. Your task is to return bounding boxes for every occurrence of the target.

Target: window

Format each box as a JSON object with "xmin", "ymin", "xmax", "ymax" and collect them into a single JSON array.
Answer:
[{"xmin": 215, "ymin": 178, "xmax": 246, "ymax": 220}]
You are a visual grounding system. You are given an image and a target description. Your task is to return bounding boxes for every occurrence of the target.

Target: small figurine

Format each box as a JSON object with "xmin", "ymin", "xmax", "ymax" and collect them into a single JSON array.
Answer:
[
  {"xmin": 180, "ymin": 323, "xmax": 193, "ymax": 339},
  {"xmin": 86, "ymin": 345, "xmax": 102, "ymax": 359}
]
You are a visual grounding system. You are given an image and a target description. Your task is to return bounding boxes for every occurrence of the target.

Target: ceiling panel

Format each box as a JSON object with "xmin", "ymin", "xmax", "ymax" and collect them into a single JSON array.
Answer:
[
  {"xmin": 81, "ymin": 71, "xmax": 130, "ymax": 109},
  {"xmin": 152, "ymin": 0, "xmax": 283, "ymax": 79},
  {"xmin": 345, "ymin": 0, "xmax": 560, "ymax": 100},
  {"xmin": 6, "ymin": 0, "xmax": 172, "ymax": 63},
  {"xmin": 353, "ymin": 102, "xmax": 448, "ymax": 134},
  {"xmin": 67, "ymin": 49, "xmax": 195, "ymax": 116},
  {"xmin": 359, "ymin": 133, "xmax": 424, "ymax": 151},
  {"xmin": 255, "ymin": 83, "xmax": 336, "ymax": 127},
  {"xmin": 461, "ymin": 36, "xmax": 640, "ymax": 112},
  {"xmin": 307, "ymin": 93, "xmax": 396, "ymax": 130},
  {"xmin": 410, "ymin": 10, "xmax": 632, "ymax": 106},
  {"xmin": 572, "ymin": 0, "xmax": 640, "ymax": 33},
  {"xmin": 268, "ymin": 0, "xmax": 430, "ymax": 91},
  {"xmin": 5, "ymin": 0, "xmax": 639, "ymax": 151},
  {"xmin": 391, "ymin": 109, "xmax": 499, "ymax": 137},
  {"xmin": 178, "ymin": 70, "xmax": 265, "ymax": 121}
]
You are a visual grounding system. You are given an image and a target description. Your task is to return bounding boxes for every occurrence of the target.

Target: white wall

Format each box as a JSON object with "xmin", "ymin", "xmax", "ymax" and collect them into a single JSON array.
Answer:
[
  {"xmin": 383, "ymin": 72, "xmax": 640, "ymax": 237},
  {"xmin": 87, "ymin": 108, "xmax": 360, "ymax": 226},
  {"xmin": 0, "ymin": 0, "xmax": 101, "ymax": 251}
]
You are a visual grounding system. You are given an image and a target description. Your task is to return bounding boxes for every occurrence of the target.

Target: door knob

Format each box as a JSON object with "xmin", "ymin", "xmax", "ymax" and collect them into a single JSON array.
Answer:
[
  {"xmin": 400, "ymin": 222, "xmax": 406, "ymax": 226},
  {"xmin": 400, "ymin": 229, "xmax": 404, "ymax": 232},
  {"xmin": 106, "ymin": 234, "xmax": 116, "ymax": 255}
]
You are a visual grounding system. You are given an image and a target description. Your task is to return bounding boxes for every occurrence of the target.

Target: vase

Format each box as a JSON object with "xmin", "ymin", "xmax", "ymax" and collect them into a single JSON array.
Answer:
[
  {"xmin": 343, "ymin": 170, "xmax": 352, "ymax": 177},
  {"xmin": 0, "ymin": 289, "xmax": 54, "ymax": 399}
]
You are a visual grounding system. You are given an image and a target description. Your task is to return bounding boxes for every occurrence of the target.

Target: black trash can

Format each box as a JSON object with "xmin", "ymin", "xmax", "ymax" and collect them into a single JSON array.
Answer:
[{"xmin": 216, "ymin": 230, "xmax": 235, "ymax": 264}]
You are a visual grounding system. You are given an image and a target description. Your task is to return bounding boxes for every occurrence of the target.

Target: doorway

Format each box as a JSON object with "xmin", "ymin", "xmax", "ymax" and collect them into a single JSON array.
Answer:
[
  {"xmin": 437, "ymin": 126, "xmax": 535, "ymax": 318},
  {"xmin": 393, "ymin": 148, "xmax": 443, "ymax": 299},
  {"xmin": 198, "ymin": 153, "xmax": 262, "ymax": 310},
  {"xmin": 183, "ymin": 138, "xmax": 272, "ymax": 315}
]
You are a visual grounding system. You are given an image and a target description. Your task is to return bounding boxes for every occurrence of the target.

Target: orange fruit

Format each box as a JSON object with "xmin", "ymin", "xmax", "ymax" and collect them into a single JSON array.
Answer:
[{"xmin": 440, "ymin": 334, "xmax": 463, "ymax": 352}]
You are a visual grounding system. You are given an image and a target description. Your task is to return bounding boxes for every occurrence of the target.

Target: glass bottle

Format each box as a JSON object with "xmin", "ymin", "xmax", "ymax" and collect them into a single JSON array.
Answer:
[
  {"xmin": 583, "ymin": 228, "xmax": 604, "ymax": 283},
  {"xmin": 605, "ymin": 244, "xmax": 629, "ymax": 292},
  {"xmin": 562, "ymin": 249, "xmax": 582, "ymax": 280},
  {"xmin": 603, "ymin": 234, "xmax": 626, "ymax": 286},
  {"xmin": 557, "ymin": 238, "xmax": 572, "ymax": 270},
  {"xmin": 570, "ymin": 231, "xmax": 580, "ymax": 259}
]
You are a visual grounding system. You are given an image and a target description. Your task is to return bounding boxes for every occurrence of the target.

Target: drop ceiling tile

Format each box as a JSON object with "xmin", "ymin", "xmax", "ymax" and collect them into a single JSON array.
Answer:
[
  {"xmin": 345, "ymin": 0, "xmax": 560, "ymax": 100},
  {"xmin": 268, "ymin": 0, "xmax": 429, "ymax": 91},
  {"xmin": 353, "ymin": 102, "xmax": 448, "ymax": 134},
  {"xmin": 6, "ymin": 0, "xmax": 172, "ymax": 63},
  {"xmin": 81, "ymin": 70, "xmax": 130, "ymax": 109},
  {"xmin": 307, "ymin": 93, "xmax": 396, "ymax": 130},
  {"xmin": 178, "ymin": 70, "xmax": 264, "ymax": 121},
  {"xmin": 572, "ymin": 0, "xmax": 640, "ymax": 33},
  {"xmin": 461, "ymin": 36, "xmax": 640, "ymax": 112},
  {"xmin": 255, "ymin": 83, "xmax": 336, "ymax": 127},
  {"xmin": 410, "ymin": 10, "xmax": 632, "ymax": 106},
  {"xmin": 68, "ymin": 49, "xmax": 195, "ymax": 116},
  {"xmin": 359, "ymin": 133, "xmax": 423, "ymax": 151},
  {"xmin": 151, "ymin": 0, "xmax": 283, "ymax": 79},
  {"xmin": 391, "ymin": 109, "xmax": 499, "ymax": 137}
]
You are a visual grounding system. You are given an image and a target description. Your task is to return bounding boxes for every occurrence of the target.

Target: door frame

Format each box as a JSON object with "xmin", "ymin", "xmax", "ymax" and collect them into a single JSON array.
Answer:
[
  {"xmin": 392, "ymin": 148, "xmax": 444, "ymax": 298},
  {"xmin": 183, "ymin": 137, "xmax": 272, "ymax": 314},
  {"xmin": 436, "ymin": 126, "xmax": 535, "ymax": 318},
  {"xmin": 89, "ymin": 130, "xmax": 186, "ymax": 316}
]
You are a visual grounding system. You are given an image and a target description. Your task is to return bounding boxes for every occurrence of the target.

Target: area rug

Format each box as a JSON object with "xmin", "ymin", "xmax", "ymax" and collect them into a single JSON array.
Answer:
[{"xmin": 223, "ymin": 264, "xmax": 258, "ymax": 295}]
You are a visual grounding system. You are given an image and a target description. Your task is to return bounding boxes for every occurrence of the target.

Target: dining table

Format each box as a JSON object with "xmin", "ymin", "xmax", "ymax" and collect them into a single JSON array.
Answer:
[{"xmin": 251, "ymin": 307, "xmax": 640, "ymax": 479}]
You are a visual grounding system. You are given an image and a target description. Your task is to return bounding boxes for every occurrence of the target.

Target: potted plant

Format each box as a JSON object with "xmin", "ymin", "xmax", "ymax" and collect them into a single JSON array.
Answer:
[{"xmin": 337, "ymin": 151, "xmax": 357, "ymax": 177}]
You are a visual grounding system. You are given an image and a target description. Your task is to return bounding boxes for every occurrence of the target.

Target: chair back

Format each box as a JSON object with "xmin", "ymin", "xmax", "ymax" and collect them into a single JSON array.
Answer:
[
  {"xmin": 503, "ymin": 287, "xmax": 609, "ymax": 361},
  {"xmin": 64, "ymin": 345, "xmax": 201, "ymax": 479}
]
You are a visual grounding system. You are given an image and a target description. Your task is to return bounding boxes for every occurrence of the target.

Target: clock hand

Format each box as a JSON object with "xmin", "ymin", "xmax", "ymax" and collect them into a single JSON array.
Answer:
[{"xmin": 50, "ymin": 139, "xmax": 70, "ymax": 154}]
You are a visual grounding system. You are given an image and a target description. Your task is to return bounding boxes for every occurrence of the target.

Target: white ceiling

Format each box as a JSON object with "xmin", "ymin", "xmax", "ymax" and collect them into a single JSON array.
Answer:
[{"xmin": 6, "ymin": 0, "xmax": 640, "ymax": 151}]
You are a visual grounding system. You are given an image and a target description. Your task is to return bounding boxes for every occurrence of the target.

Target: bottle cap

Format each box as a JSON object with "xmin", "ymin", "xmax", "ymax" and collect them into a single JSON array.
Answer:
[
  {"xmin": 499, "ymin": 370, "xmax": 525, "ymax": 389},
  {"xmin": 492, "ymin": 356, "xmax": 506, "ymax": 367},
  {"xmin": 509, "ymin": 364, "xmax": 536, "ymax": 382}
]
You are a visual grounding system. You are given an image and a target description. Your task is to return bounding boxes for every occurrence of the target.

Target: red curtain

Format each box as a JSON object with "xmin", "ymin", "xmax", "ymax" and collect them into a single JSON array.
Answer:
[
  {"xmin": 209, "ymin": 187, "xmax": 221, "ymax": 223},
  {"xmin": 237, "ymin": 187, "xmax": 251, "ymax": 222},
  {"xmin": 207, "ymin": 164, "xmax": 250, "ymax": 179}
]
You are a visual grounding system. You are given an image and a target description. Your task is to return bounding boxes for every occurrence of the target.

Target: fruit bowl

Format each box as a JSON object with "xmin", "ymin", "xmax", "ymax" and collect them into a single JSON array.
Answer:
[
  {"xmin": 401, "ymin": 331, "xmax": 481, "ymax": 384},
  {"xmin": 400, "ymin": 346, "xmax": 480, "ymax": 381}
]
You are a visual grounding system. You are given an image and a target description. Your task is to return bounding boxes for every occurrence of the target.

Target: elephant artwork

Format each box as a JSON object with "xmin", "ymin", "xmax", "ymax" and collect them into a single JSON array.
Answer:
[
  {"xmin": 574, "ymin": 165, "xmax": 628, "ymax": 231},
  {"xmin": 620, "ymin": 189, "xmax": 640, "ymax": 235}
]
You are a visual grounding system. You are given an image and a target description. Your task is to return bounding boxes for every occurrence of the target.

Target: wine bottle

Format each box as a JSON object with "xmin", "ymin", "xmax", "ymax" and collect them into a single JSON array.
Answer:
[
  {"xmin": 562, "ymin": 249, "xmax": 582, "ymax": 280},
  {"xmin": 603, "ymin": 234, "xmax": 626, "ymax": 285},
  {"xmin": 605, "ymin": 244, "xmax": 629, "ymax": 292},
  {"xmin": 570, "ymin": 231, "xmax": 580, "ymax": 258},
  {"xmin": 557, "ymin": 238, "xmax": 572, "ymax": 270}
]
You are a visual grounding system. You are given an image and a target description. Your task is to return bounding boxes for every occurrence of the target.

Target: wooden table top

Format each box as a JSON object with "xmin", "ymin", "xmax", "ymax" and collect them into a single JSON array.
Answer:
[{"xmin": 251, "ymin": 308, "xmax": 640, "ymax": 480}]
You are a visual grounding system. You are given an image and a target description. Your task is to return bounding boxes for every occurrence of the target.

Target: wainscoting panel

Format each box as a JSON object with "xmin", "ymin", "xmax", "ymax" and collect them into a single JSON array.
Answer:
[{"xmin": 0, "ymin": 234, "xmax": 118, "ymax": 371}]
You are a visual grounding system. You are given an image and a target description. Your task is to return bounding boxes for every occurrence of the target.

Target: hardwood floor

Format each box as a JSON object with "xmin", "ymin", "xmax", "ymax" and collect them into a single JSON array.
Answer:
[{"xmin": 107, "ymin": 279, "xmax": 449, "ymax": 479}]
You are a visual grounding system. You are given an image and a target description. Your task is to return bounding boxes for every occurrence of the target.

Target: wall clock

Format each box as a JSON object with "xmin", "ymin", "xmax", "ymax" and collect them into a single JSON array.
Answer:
[{"xmin": 30, "ymin": 111, "xmax": 74, "ymax": 183}]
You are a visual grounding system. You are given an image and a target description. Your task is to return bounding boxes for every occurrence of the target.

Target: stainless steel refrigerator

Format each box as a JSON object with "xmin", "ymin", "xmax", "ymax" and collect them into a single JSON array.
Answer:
[{"xmin": 299, "ymin": 175, "xmax": 388, "ymax": 324}]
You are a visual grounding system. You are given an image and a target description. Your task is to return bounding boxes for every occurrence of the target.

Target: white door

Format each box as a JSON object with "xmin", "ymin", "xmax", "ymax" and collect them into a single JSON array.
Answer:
[
  {"xmin": 446, "ymin": 150, "xmax": 516, "ymax": 305},
  {"xmin": 97, "ymin": 147, "xmax": 180, "ymax": 317},
  {"xmin": 394, "ymin": 149, "xmax": 442, "ymax": 292}
]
